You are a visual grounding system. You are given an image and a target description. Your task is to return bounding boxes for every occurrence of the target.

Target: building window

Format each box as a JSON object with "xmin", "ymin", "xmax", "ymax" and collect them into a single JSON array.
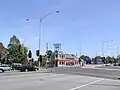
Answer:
[
  {"xmin": 56, "ymin": 54, "xmax": 58, "ymax": 58},
  {"xmin": 59, "ymin": 54, "xmax": 61, "ymax": 58}
]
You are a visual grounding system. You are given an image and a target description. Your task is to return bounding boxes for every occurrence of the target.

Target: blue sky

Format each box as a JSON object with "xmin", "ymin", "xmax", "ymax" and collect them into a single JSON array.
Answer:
[{"xmin": 0, "ymin": 0, "xmax": 120, "ymax": 59}]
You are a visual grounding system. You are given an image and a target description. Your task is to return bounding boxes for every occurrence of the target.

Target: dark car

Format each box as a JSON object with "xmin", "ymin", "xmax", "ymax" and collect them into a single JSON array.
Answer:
[
  {"xmin": 11, "ymin": 65, "xmax": 22, "ymax": 70},
  {"xmin": 19, "ymin": 65, "xmax": 38, "ymax": 72},
  {"xmin": 113, "ymin": 63, "xmax": 119, "ymax": 66}
]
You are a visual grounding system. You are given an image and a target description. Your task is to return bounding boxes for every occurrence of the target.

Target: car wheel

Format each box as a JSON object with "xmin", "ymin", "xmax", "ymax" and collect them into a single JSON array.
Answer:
[
  {"xmin": 35, "ymin": 69, "xmax": 38, "ymax": 71},
  {"xmin": 2, "ymin": 69, "xmax": 4, "ymax": 73},
  {"xmin": 25, "ymin": 69, "xmax": 28, "ymax": 72}
]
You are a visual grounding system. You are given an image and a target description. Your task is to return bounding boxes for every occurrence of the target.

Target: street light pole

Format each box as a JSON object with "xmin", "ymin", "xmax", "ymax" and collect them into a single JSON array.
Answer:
[
  {"xmin": 38, "ymin": 19, "xmax": 42, "ymax": 70},
  {"xmin": 26, "ymin": 11, "xmax": 59, "ymax": 71}
]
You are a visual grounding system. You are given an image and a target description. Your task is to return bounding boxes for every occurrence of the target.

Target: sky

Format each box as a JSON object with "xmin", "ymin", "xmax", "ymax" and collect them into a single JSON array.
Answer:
[{"xmin": 0, "ymin": 0, "xmax": 120, "ymax": 59}]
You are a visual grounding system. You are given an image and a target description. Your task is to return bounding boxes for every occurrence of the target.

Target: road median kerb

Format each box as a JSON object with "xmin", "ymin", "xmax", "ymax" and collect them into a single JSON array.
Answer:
[{"xmin": 0, "ymin": 69, "xmax": 52, "ymax": 76}]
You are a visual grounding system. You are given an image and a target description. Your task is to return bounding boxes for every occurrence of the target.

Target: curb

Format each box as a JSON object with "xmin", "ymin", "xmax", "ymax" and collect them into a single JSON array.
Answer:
[{"xmin": 0, "ymin": 69, "xmax": 52, "ymax": 76}]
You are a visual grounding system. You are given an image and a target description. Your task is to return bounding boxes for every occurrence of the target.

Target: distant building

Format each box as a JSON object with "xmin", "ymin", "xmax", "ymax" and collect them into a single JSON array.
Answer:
[{"xmin": 55, "ymin": 52, "xmax": 79, "ymax": 67}]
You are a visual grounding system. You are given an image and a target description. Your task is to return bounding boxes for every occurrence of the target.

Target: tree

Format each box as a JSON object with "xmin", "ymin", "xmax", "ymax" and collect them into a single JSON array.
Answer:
[
  {"xmin": 45, "ymin": 50, "xmax": 57, "ymax": 67},
  {"xmin": 112, "ymin": 56, "xmax": 117, "ymax": 63},
  {"xmin": 79, "ymin": 55, "xmax": 85, "ymax": 60},
  {"xmin": 46, "ymin": 50, "xmax": 53, "ymax": 59},
  {"xmin": 7, "ymin": 35, "xmax": 28, "ymax": 64},
  {"xmin": 0, "ymin": 42, "xmax": 8, "ymax": 64},
  {"xmin": 106, "ymin": 56, "xmax": 112, "ymax": 64},
  {"xmin": 117, "ymin": 55, "xmax": 120, "ymax": 63},
  {"xmin": 8, "ymin": 35, "xmax": 20, "ymax": 47}
]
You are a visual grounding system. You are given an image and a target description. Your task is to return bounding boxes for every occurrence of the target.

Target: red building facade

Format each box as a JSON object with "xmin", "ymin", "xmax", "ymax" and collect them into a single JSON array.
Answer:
[{"xmin": 55, "ymin": 52, "xmax": 80, "ymax": 67}]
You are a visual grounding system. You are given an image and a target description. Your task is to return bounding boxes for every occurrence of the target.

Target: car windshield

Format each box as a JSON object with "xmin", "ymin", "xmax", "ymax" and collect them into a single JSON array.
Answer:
[{"xmin": 1, "ymin": 66, "xmax": 7, "ymax": 67}]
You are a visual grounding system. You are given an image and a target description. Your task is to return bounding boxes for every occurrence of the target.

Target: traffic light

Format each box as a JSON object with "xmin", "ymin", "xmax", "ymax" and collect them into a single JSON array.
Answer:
[
  {"xmin": 28, "ymin": 50, "xmax": 32, "ymax": 58},
  {"xmin": 36, "ymin": 50, "xmax": 39, "ymax": 56}
]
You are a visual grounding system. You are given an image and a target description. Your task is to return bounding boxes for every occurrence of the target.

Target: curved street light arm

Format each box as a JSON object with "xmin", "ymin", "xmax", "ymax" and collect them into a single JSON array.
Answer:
[{"xmin": 40, "ymin": 11, "xmax": 59, "ymax": 20}]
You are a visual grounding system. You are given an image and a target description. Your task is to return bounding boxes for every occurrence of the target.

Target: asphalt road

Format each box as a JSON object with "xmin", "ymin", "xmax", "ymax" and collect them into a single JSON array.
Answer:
[
  {"xmin": 0, "ymin": 72, "xmax": 120, "ymax": 90},
  {"xmin": 96, "ymin": 66, "xmax": 120, "ymax": 69},
  {"xmin": 53, "ymin": 67, "xmax": 120, "ymax": 80}
]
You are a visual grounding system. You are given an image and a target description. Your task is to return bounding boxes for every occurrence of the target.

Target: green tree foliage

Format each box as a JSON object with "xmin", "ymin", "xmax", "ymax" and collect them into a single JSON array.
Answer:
[
  {"xmin": 7, "ymin": 35, "xmax": 28, "ymax": 64},
  {"xmin": 0, "ymin": 42, "xmax": 7, "ymax": 52},
  {"xmin": 79, "ymin": 55, "xmax": 85, "ymax": 60},
  {"xmin": 101, "ymin": 56, "xmax": 106, "ymax": 64},
  {"xmin": 8, "ymin": 35, "xmax": 20, "ymax": 47},
  {"xmin": 46, "ymin": 50, "xmax": 58, "ymax": 60},
  {"xmin": 111, "ymin": 56, "xmax": 117, "ymax": 63},
  {"xmin": 79, "ymin": 55, "xmax": 90, "ymax": 60},
  {"xmin": 117, "ymin": 55, "xmax": 120, "ymax": 63},
  {"xmin": 45, "ymin": 50, "xmax": 56, "ymax": 67},
  {"xmin": 0, "ymin": 42, "xmax": 8, "ymax": 64},
  {"xmin": 106, "ymin": 56, "xmax": 112, "ymax": 63},
  {"xmin": 46, "ymin": 50, "xmax": 53, "ymax": 59}
]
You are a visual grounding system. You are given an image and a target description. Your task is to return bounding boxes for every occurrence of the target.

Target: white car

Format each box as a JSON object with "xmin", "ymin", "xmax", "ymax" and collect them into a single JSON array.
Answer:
[
  {"xmin": 104, "ymin": 63, "xmax": 112, "ymax": 67},
  {"xmin": 0, "ymin": 64, "xmax": 11, "ymax": 72}
]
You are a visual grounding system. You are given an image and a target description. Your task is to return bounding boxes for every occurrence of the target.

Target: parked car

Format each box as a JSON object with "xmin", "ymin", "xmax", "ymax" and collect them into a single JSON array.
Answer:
[
  {"xmin": 104, "ymin": 63, "xmax": 112, "ymax": 67},
  {"xmin": 11, "ymin": 64, "xmax": 22, "ymax": 70},
  {"xmin": 0, "ymin": 64, "xmax": 11, "ymax": 72},
  {"xmin": 113, "ymin": 63, "xmax": 119, "ymax": 66},
  {"xmin": 19, "ymin": 64, "xmax": 38, "ymax": 72}
]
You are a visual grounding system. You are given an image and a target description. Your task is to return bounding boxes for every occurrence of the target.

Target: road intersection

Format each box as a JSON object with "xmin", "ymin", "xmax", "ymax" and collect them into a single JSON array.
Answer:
[{"xmin": 0, "ymin": 68, "xmax": 120, "ymax": 90}]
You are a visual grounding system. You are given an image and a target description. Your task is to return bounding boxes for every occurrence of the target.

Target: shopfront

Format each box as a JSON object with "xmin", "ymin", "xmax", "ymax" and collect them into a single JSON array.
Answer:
[{"xmin": 56, "ymin": 59, "xmax": 79, "ymax": 67}]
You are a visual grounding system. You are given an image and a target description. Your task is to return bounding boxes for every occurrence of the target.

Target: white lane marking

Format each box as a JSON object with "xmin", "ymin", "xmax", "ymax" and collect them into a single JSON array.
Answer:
[{"xmin": 69, "ymin": 78, "xmax": 104, "ymax": 90}]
